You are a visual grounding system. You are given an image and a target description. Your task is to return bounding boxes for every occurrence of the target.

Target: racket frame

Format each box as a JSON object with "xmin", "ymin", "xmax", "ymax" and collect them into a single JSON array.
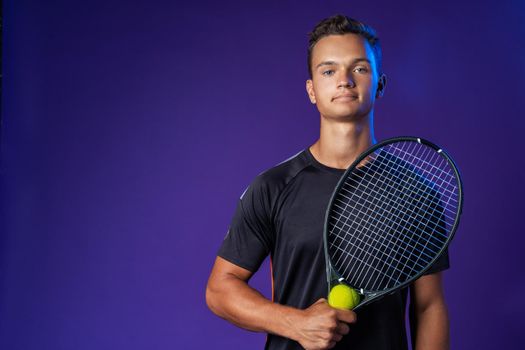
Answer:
[{"xmin": 323, "ymin": 136, "xmax": 463, "ymax": 310}]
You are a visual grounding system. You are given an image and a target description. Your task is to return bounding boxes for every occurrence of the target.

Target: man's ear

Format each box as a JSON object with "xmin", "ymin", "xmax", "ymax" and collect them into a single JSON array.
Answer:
[
  {"xmin": 306, "ymin": 79, "xmax": 316, "ymax": 104},
  {"xmin": 376, "ymin": 73, "xmax": 387, "ymax": 98}
]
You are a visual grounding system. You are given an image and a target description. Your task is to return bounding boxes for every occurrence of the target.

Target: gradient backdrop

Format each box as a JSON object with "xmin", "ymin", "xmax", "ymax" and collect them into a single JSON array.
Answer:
[{"xmin": 1, "ymin": 0, "xmax": 524, "ymax": 349}]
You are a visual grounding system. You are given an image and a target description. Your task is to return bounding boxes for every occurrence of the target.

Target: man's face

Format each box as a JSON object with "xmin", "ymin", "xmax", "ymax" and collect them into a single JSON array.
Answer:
[{"xmin": 306, "ymin": 33, "xmax": 385, "ymax": 121}]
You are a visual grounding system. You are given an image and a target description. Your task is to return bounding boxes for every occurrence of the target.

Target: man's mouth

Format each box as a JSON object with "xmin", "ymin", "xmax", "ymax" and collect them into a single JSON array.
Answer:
[{"xmin": 332, "ymin": 93, "xmax": 358, "ymax": 102}]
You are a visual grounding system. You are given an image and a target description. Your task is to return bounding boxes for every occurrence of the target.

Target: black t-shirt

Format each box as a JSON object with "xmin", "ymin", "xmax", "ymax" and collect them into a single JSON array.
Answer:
[{"xmin": 218, "ymin": 149, "xmax": 449, "ymax": 350}]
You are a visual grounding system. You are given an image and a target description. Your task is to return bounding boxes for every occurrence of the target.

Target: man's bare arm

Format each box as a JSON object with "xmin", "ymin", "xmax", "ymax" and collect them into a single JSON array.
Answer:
[
  {"xmin": 409, "ymin": 272, "xmax": 449, "ymax": 350},
  {"xmin": 206, "ymin": 256, "xmax": 356, "ymax": 350}
]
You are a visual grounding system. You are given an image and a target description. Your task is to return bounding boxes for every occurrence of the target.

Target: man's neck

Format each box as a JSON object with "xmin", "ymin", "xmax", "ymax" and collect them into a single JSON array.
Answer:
[{"xmin": 309, "ymin": 114, "xmax": 375, "ymax": 170}]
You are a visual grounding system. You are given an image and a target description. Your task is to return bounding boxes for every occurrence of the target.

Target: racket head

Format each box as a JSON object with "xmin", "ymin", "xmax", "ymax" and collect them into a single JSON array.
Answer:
[{"xmin": 324, "ymin": 136, "xmax": 463, "ymax": 309}]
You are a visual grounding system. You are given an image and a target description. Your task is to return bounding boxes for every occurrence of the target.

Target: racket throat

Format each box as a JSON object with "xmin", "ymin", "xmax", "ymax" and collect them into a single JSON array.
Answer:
[{"xmin": 327, "ymin": 268, "xmax": 349, "ymax": 292}]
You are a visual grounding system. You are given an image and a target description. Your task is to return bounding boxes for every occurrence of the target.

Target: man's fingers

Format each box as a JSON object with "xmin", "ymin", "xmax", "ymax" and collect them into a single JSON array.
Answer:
[
  {"xmin": 327, "ymin": 341, "xmax": 337, "ymax": 349},
  {"xmin": 332, "ymin": 333, "xmax": 343, "ymax": 342},
  {"xmin": 336, "ymin": 322, "xmax": 350, "ymax": 335},
  {"xmin": 335, "ymin": 309, "xmax": 357, "ymax": 324},
  {"xmin": 298, "ymin": 298, "xmax": 354, "ymax": 349}
]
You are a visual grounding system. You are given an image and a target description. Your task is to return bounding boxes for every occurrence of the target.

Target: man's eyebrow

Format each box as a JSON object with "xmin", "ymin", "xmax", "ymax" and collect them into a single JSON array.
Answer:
[
  {"xmin": 352, "ymin": 58, "xmax": 372, "ymax": 65},
  {"xmin": 315, "ymin": 58, "xmax": 372, "ymax": 69},
  {"xmin": 315, "ymin": 60, "xmax": 338, "ymax": 69}
]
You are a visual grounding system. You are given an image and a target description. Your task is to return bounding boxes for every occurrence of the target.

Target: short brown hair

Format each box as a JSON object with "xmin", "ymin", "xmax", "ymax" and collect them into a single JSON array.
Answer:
[{"xmin": 307, "ymin": 14, "xmax": 382, "ymax": 77}]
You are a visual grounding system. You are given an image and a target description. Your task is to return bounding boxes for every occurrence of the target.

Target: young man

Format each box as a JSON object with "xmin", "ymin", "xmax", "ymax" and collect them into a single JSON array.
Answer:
[{"xmin": 206, "ymin": 15, "xmax": 450, "ymax": 350}]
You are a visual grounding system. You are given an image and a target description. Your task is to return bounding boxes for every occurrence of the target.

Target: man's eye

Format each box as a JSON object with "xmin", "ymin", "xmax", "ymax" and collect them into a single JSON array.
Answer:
[
  {"xmin": 322, "ymin": 70, "xmax": 335, "ymax": 76},
  {"xmin": 354, "ymin": 67, "xmax": 369, "ymax": 73}
]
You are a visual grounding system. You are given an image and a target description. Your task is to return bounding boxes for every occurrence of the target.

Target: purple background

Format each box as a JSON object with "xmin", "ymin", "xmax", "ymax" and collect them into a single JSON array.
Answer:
[{"xmin": 1, "ymin": 0, "xmax": 524, "ymax": 349}]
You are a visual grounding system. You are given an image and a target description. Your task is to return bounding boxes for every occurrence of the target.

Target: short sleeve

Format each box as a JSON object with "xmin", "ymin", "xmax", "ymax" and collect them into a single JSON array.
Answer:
[
  {"xmin": 424, "ymin": 249, "xmax": 450, "ymax": 275},
  {"xmin": 217, "ymin": 177, "xmax": 275, "ymax": 272}
]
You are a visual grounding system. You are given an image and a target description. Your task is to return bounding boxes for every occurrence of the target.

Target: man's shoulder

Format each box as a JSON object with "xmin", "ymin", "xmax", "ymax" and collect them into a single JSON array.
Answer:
[
  {"xmin": 242, "ymin": 149, "xmax": 311, "ymax": 200},
  {"xmin": 257, "ymin": 149, "xmax": 311, "ymax": 186}
]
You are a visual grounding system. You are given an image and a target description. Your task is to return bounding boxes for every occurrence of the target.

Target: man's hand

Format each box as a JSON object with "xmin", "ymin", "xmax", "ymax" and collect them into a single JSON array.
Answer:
[
  {"xmin": 292, "ymin": 298, "xmax": 357, "ymax": 350},
  {"xmin": 206, "ymin": 258, "xmax": 356, "ymax": 349}
]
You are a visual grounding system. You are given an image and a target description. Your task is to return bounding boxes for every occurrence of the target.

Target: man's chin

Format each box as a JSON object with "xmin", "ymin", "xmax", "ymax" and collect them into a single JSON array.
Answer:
[{"xmin": 323, "ymin": 112, "xmax": 369, "ymax": 122}]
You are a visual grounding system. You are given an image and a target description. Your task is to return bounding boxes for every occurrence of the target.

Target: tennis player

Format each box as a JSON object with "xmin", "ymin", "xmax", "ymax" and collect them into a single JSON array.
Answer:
[{"xmin": 206, "ymin": 14, "xmax": 450, "ymax": 350}]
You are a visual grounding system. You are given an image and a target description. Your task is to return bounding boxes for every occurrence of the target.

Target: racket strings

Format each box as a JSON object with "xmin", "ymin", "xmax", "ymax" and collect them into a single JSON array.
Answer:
[
  {"xmin": 328, "ymin": 141, "xmax": 459, "ymax": 292},
  {"xmin": 335, "ymin": 172, "xmax": 450, "ymax": 247},
  {"xmin": 332, "ymin": 182, "xmax": 441, "ymax": 266},
  {"xmin": 360, "ymin": 142, "xmax": 459, "ymax": 219},
  {"xmin": 342, "ymin": 143, "xmax": 448, "ymax": 288},
  {"xmin": 330, "ymin": 194, "xmax": 444, "ymax": 290},
  {"xmin": 332, "ymin": 187, "xmax": 435, "ymax": 289},
  {"xmin": 330, "ymin": 143, "xmax": 452, "ymax": 290},
  {"xmin": 385, "ymin": 143, "xmax": 459, "ymax": 209},
  {"xmin": 388, "ymin": 142, "xmax": 457, "ymax": 190},
  {"xmin": 338, "ymin": 174, "xmax": 449, "ymax": 244},
  {"xmin": 330, "ymin": 202, "xmax": 435, "ymax": 269},
  {"xmin": 332, "ymin": 179, "xmax": 439, "ymax": 288},
  {"xmin": 334, "ymin": 148, "xmax": 449, "ymax": 252},
  {"xmin": 330, "ymin": 244, "xmax": 402, "ymax": 286}
]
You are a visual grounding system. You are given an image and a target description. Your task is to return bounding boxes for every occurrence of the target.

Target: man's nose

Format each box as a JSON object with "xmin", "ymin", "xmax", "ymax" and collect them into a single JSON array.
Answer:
[{"xmin": 337, "ymin": 72, "xmax": 355, "ymax": 88}]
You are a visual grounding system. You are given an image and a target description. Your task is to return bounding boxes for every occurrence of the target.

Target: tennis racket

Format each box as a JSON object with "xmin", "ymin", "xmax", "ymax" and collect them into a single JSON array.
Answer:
[{"xmin": 324, "ymin": 136, "xmax": 463, "ymax": 310}]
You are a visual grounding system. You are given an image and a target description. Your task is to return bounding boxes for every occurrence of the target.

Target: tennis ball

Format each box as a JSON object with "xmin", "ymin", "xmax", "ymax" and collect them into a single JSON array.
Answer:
[{"xmin": 328, "ymin": 284, "xmax": 360, "ymax": 310}]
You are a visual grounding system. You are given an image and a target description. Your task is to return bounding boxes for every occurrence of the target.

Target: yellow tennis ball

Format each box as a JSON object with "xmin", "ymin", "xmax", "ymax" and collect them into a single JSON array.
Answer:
[{"xmin": 328, "ymin": 284, "xmax": 360, "ymax": 310}]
